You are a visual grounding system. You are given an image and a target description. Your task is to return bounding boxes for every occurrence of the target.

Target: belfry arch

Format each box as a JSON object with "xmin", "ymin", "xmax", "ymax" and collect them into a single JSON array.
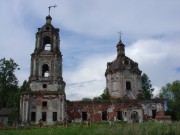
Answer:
[
  {"xmin": 43, "ymin": 36, "xmax": 51, "ymax": 51},
  {"xmin": 42, "ymin": 64, "xmax": 49, "ymax": 77}
]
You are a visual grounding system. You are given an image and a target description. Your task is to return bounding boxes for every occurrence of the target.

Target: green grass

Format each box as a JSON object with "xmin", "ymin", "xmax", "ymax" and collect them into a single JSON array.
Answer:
[{"xmin": 0, "ymin": 122, "xmax": 180, "ymax": 135}]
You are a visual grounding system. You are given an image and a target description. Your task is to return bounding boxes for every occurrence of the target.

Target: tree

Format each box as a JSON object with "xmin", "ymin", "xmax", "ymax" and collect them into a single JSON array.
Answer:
[
  {"xmin": 81, "ymin": 97, "xmax": 92, "ymax": 101},
  {"xmin": 92, "ymin": 88, "xmax": 110, "ymax": 101},
  {"xmin": 0, "ymin": 58, "xmax": 19, "ymax": 107},
  {"xmin": 0, "ymin": 58, "xmax": 20, "ymax": 123},
  {"xmin": 100, "ymin": 88, "xmax": 110, "ymax": 100},
  {"xmin": 159, "ymin": 80, "xmax": 180, "ymax": 120},
  {"xmin": 93, "ymin": 96, "xmax": 102, "ymax": 101},
  {"xmin": 20, "ymin": 80, "xmax": 30, "ymax": 92},
  {"xmin": 139, "ymin": 73, "xmax": 154, "ymax": 100}
]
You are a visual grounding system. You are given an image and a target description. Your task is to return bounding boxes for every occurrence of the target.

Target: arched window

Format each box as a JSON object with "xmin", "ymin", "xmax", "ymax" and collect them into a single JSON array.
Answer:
[
  {"xmin": 43, "ymin": 36, "xmax": 51, "ymax": 51},
  {"xmin": 42, "ymin": 64, "xmax": 49, "ymax": 77}
]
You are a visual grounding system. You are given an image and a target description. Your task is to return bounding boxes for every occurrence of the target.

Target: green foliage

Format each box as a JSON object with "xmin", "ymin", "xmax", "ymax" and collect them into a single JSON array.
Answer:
[
  {"xmin": 159, "ymin": 80, "xmax": 180, "ymax": 120},
  {"xmin": 81, "ymin": 88, "xmax": 111, "ymax": 101},
  {"xmin": 0, "ymin": 58, "xmax": 19, "ymax": 107},
  {"xmin": 0, "ymin": 122, "xmax": 180, "ymax": 135},
  {"xmin": 0, "ymin": 58, "xmax": 21, "ymax": 123},
  {"xmin": 100, "ymin": 88, "xmax": 110, "ymax": 100},
  {"xmin": 92, "ymin": 88, "xmax": 110, "ymax": 101},
  {"xmin": 20, "ymin": 80, "xmax": 30, "ymax": 92},
  {"xmin": 140, "ymin": 73, "xmax": 154, "ymax": 100},
  {"xmin": 81, "ymin": 97, "xmax": 92, "ymax": 101},
  {"xmin": 93, "ymin": 96, "xmax": 102, "ymax": 101}
]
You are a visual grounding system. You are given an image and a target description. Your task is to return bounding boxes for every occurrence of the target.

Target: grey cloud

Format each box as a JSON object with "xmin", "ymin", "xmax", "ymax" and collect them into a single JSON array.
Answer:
[{"xmin": 0, "ymin": 0, "xmax": 180, "ymax": 99}]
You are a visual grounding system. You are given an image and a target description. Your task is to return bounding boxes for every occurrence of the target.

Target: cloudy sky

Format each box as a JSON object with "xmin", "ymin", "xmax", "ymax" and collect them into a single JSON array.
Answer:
[{"xmin": 0, "ymin": 0, "xmax": 180, "ymax": 100}]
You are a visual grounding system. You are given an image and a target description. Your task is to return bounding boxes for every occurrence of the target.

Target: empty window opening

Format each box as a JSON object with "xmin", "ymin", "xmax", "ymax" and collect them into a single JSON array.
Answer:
[
  {"xmin": 31, "ymin": 112, "xmax": 36, "ymax": 121},
  {"xmin": 102, "ymin": 111, "xmax": 107, "ymax": 121},
  {"xmin": 117, "ymin": 111, "xmax": 123, "ymax": 120},
  {"xmin": 152, "ymin": 110, "xmax": 156, "ymax": 119},
  {"xmin": 45, "ymin": 44, "xmax": 51, "ymax": 51},
  {"xmin": 42, "ymin": 84, "xmax": 47, "ymax": 89},
  {"xmin": 82, "ymin": 112, "xmax": 87, "ymax": 121},
  {"xmin": 126, "ymin": 81, "xmax": 131, "ymax": 90},
  {"xmin": 42, "ymin": 64, "xmax": 49, "ymax": 77},
  {"xmin": 42, "ymin": 101, "xmax": 47, "ymax": 107},
  {"xmin": 46, "ymin": 26, "xmax": 50, "ymax": 30},
  {"xmin": 53, "ymin": 112, "xmax": 57, "ymax": 121},
  {"xmin": 43, "ymin": 36, "xmax": 51, "ymax": 51},
  {"xmin": 43, "ymin": 36, "xmax": 50, "ymax": 45},
  {"xmin": 42, "ymin": 112, "xmax": 46, "ymax": 121},
  {"xmin": 124, "ymin": 60, "xmax": 129, "ymax": 65}
]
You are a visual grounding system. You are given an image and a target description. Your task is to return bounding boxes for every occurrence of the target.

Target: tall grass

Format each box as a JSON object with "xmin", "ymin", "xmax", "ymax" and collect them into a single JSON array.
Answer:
[{"xmin": 0, "ymin": 122, "xmax": 179, "ymax": 135}]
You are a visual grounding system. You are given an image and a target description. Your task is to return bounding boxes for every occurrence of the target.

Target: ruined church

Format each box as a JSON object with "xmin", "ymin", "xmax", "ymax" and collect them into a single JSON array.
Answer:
[{"xmin": 20, "ymin": 15, "xmax": 168, "ymax": 125}]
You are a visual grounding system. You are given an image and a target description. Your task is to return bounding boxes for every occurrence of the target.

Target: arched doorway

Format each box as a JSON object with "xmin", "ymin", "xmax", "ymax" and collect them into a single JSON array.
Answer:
[{"xmin": 131, "ymin": 111, "xmax": 139, "ymax": 123}]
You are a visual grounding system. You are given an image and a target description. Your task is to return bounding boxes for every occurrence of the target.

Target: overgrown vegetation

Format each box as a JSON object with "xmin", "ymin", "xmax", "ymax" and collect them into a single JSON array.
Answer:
[
  {"xmin": 82, "ymin": 87, "xmax": 110, "ymax": 101},
  {"xmin": 0, "ymin": 122, "xmax": 179, "ymax": 135},
  {"xmin": 0, "ymin": 58, "xmax": 30, "ymax": 124},
  {"xmin": 138, "ymin": 73, "xmax": 154, "ymax": 100},
  {"xmin": 159, "ymin": 80, "xmax": 180, "ymax": 121}
]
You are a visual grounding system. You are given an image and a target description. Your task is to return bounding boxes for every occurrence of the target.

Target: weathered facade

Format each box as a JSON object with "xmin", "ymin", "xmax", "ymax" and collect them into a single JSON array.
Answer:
[
  {"xmin": 20, "ymin": 15, "xmax": 66, "ymax": 125},
  {"xmin": 67, "ymin": 100, "xmax": 165, "ymax": 123},
  {"xmin": 67, "ymin": 100, "xmax": 143, "ymax": 123},
  {"xmin": 105, "ymin": 39, "xmax": 142, "ymax": 99},
  {"xmin": 19, "ymin": 15, "xmax": 168, "ymax": 125}
]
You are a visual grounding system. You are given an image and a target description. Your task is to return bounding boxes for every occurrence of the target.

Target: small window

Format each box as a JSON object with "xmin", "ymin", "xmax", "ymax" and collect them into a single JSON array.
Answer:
[
  {"xmin": 124, "ymin": 60, "xmax": 129, "ymax": 65},
  {"xmin": 126, "ymin": 81, "xmax": 131, "ymax": 90},
  {"xmin": 102, "ymin": 111, "xmax": 107, "ymax": 121},
  {"xmin": 46, "ymin": 27, "xmax": 50, "ymax": 30},
  {"xmin": 152, "ymin": 110, "xmax": 156, "ymax": 119},
  {"xmin": 53, "ymin": 112, "xmax": 57, "ymax": 121},
  {"xmin": 42, "ymin": 84, "xmax": 47, "ymax": 89},
  {"xmin": 42, "ymin": 101, "xmax": 47, "ymax": 107},
  {"xmin": 31, "ymin": 112, "xmax": 36, "ymax": 121},
  {"xmin": 82, "ymin": 112, "xmax": 87, "ymax": 121},
  {"xmin": 42, "ymin": 64, "xmax": 49, "ymax": 77},
  {"xmin": 42, "ymin": 112, "xmax": 46, "ymax": 121},
  {"xmin": 117, "ymin": 111, "xmax": 123, "ymax": 120}
]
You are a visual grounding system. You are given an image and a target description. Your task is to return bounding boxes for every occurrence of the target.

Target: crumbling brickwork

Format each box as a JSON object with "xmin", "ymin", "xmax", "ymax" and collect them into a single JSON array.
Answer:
[{"xmin": 66, "ymin": 99, "xmax": 165, "ymax": 123}]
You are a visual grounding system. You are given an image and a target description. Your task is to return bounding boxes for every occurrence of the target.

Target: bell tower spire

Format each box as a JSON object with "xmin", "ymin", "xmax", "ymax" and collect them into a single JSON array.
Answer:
[
  {"xmin": 29, "ymin": 12, "xmax": 65, "ymax": 92},
  {"xmin": 116, "ymin": 31, "xmax": 125, "ymax": 57}
]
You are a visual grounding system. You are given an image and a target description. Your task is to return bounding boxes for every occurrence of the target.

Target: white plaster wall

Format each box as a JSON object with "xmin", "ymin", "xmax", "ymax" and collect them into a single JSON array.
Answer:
[
  {"xmin": 30, "ymin": 82, "xmax": 64, "ymax": 91},
  {"xmin": 107, "ymin": 70, "xmax": 142, "ymax": 99},
  {"xmin": 28, "ymin": 97, "xmax": 65, "ymax": 125}
]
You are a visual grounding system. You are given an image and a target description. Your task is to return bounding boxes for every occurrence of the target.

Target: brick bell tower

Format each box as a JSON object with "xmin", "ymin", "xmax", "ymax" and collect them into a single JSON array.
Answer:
[{"xmin": 20, "ymin": 15, "xmax": 66, "ymax": 125}]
